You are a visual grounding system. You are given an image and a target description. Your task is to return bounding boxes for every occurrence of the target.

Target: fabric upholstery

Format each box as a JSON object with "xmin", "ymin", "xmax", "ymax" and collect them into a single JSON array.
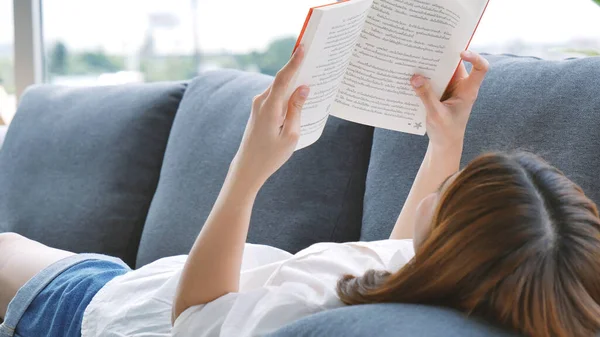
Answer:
[
  {"xmin": 0, "ymin": 82, "xmax": 186, "ymax": 267},
  {"xmin": 269, "ymin": 304, "xmax": 518, "ymax": 337},
  {"xmin": 137, "ymin": 70, "xmax": 374, "ymax": 267},
  {"xmin": 361, "ymin": 55, "xmax": 600, "ymax": 240},
  {"xmin": 3, "ymin": 54, "xmax": 600, "ymax": 336}
]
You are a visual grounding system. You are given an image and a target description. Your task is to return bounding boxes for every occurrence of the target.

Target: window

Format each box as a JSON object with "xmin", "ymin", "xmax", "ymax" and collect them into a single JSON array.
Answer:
[
  {"xmin": 0, "ymin": 0, "xmax": 15, "ymax": 125},
  {"xmin": 40, "ymin": 0, "xmax": 600, "ymax": 89},
  {"xmin": 42, "ymin": 0, "xmax": 324, "ymax": 87},
  {"xmin": 471, "ymin": 0, "xmax": 600, "ymax": 59}
]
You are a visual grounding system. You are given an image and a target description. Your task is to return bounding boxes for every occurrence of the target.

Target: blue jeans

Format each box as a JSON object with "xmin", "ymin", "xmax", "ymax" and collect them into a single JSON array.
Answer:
[{"xmin": 0, "ymin": 254, "xmax": 130, "ymax": 337}]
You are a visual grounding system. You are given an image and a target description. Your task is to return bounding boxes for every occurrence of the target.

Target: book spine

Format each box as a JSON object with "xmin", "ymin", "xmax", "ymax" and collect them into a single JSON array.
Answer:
[
  {"xmin": 448, "ymin": 0, "xmax": 492, "ymax": 89},
  {"xmin": 293, "ymin": 9, "xmax": 315, "ymax": 54},
  {"xmin": 292, "ymin": 0, "xmax": 351, "ymax": 54}
]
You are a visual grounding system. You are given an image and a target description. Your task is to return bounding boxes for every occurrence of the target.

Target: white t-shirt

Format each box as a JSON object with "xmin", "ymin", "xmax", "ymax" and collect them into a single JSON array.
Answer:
[{"xmin": 81, "ymin": 240, "xmax": 415, "ymax": 337}]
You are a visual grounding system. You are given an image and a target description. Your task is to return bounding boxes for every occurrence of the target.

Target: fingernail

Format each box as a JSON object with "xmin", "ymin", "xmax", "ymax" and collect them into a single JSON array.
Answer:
[
  {"xmin": 299, "ymin": 86, "xmax": 310, "ymax": 98},
  {"xmin": 462, "ymin": 50, "xmax": 473, "ymax": 58},
  {"xmin": 294, "ymin": 44, "xmax": 304, "ymax": 57},
  {"xmin": 411, "ymin": 75, "xmax": 425, "ymax": 88}
]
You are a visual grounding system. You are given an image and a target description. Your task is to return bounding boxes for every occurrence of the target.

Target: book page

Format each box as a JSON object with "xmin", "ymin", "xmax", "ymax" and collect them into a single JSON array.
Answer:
[
  {"xmin": 332, "ymin": 0, "xmax": 489, "ymax": 135},
  {"xmin": 287, "ymin": 0, "xmax": 373, "ymax": 150}
]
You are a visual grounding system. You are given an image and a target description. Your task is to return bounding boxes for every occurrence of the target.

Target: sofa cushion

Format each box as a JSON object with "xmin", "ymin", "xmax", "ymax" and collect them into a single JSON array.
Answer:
[
  {"xmin": 361, "ymin": 55, "xmax": 600, "ymax": 240},
  {"xmin": 0, "ymin": 82, "xmax": 186, "ymax": 267},
  {"xmin": 268, "ymin": 304, "xmax": 516, "ymax": 337},
  {"xmin": 137, "ymin": 70, "xmax": 374, "ymax": 267}
]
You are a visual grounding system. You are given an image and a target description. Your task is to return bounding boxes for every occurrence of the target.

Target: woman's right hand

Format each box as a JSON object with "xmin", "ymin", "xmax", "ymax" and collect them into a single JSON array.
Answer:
[
  {"xmin": 410, "ymin": 50, "xmax": 489, "ymax": 149},
  {"xmin": 228, "ymin": 46, "xmax": 310, "ymax": 193}
]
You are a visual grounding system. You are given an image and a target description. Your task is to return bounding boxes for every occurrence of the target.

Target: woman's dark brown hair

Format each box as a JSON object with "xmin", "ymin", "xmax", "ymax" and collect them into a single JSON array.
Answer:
[{"xmin": 338, "ymin": 152, "xmax": 600, "ymax": 337}]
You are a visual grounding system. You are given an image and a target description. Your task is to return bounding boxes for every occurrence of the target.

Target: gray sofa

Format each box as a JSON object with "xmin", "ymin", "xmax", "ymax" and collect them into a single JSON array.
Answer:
[{"xmin": 0, "ymin": 54, "xmax": 599, "ymax": 336}]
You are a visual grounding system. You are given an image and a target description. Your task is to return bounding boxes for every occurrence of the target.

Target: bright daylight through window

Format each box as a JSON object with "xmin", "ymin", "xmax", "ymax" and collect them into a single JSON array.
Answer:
[
  {"xmin": 0, "ymin": 0, "xmax": 598, "ymax": 124},
  {"xmin": 0, "ymin": 0, "xmax": 14, "ymax": 126}
]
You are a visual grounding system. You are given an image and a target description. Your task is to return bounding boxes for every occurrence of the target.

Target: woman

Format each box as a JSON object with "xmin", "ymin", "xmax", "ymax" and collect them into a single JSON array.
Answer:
[{"xmin": 1, "ymin": 48, "xmax": 599, "ymax": 337}]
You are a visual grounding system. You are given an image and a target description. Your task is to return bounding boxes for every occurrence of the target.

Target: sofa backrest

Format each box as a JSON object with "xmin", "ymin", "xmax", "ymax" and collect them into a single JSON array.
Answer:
[
  {"xmin": 3, "ymin": 55, "xmax": 600, "ymax": 267},
  {"xmin": 361, "ymin": 55, "xmax": 600, "ymax": 241},
  {"xmin": 0, "ymin": 82, "xmax": 186, "ymax": 267},
  {"xmin": 136, "ymin": 70, "xmax": 374, "ymax": 267}
]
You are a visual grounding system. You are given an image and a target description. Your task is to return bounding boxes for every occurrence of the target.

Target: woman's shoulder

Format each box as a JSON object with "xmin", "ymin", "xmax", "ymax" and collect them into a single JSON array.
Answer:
[
  {"xmin": 241, "ymin": 243, "xmax": 294, "ymax": 269},
  {"xmin": 293, "ymin": 239, "xmax": 415, "ymax": 271},
  {"xmin": 299, "ymin": 239, "xmax": 414, "ymax": 255}
]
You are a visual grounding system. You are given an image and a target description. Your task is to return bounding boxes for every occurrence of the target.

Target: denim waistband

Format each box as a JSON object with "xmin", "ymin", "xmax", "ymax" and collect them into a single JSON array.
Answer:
[{"xmin": 0, "ymin": 253, "xmax": 129, "ymax": 337}]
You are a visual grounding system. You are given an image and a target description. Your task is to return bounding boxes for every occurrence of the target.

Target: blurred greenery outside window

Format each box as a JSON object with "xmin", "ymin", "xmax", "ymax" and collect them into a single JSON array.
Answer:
[
  {"xmin": 0, "ymin": 0, "xmax": 599, "ymax": 100},
  {"xmin": 45, "ymin": 36, "xmax": 296, "ymax": 83},
  {"xmin": 42, "ymin": 0, "xmax": 600, "ymax": 87}
]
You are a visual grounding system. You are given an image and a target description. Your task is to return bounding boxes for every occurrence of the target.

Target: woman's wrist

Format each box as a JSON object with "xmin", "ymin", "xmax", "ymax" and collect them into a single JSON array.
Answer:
[
  {"xmin": 224, "ymin": 161, "xmax": 264, "ymax": 199},
  {"xmin": 427, "ymin": 140, "xmax": 463, "ymax": 173},
  {"xmin": 216, "ymin": 177, "xmax": 260, "ymax": 215},
  {"xmin": 429, "ymin": 139, "xmax": 464, "ymax": 157}
]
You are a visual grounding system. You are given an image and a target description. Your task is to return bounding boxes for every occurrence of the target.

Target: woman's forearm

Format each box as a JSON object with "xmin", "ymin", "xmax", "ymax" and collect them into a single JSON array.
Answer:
[
  {"xmin": 170, "ymin": 46, "xmax": 310, "ymax": 325},
  {"xmin": 390, "ymin": 141, "xmax": 462, "ymax": 240},
  {"xmin": 172, "ymin": 170, "xmax": 259, "ymax": 324}
]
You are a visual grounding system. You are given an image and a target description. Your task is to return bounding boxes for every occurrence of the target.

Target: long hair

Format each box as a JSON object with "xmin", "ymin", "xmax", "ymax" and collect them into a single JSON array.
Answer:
[{"xmin": 337, "ymin": 152, "xmax": 600, "ymax": 337}]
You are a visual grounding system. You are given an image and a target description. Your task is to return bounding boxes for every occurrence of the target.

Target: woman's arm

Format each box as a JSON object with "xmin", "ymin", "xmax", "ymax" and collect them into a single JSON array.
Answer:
[
  {"xmin": 172, "ymin": 46, "xmax": 310, "ymax": 324},
  {"xmin": 390, "ymin": 51, "xmax": 490, "ymax": 240},
  {"xmin": 391, "ymin": 143, "xmax": 462, "ymax": 240}
]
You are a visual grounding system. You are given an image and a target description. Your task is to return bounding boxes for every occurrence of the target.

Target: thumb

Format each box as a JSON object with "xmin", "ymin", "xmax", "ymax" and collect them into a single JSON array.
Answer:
[
  {"xmin": 281, "ymin": 86, "xmax": 310, "ymax": 138},
  {"xmin": 411, "ymin": 75, "xmax": 443, "ymax": 117}
]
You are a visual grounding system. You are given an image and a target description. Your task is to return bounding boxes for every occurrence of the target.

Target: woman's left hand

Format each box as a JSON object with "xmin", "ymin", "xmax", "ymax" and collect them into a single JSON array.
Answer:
[
  {"xmin": 228, "ymin": 46, "xmax": 310, "ymax": 193},
  {"xmin": 411, "ymin": 51, "xmax": 489, "ymax": 150}
]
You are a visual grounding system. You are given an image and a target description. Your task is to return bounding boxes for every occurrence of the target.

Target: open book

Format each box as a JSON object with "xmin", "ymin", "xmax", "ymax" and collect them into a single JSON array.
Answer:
[{"xmin": 286, "ymin": 0, "xmax": 490, "ymax": 150}]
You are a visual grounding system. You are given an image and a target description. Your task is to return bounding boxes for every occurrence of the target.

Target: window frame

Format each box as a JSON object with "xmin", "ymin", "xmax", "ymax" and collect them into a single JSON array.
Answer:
[{"xmin": 13, "ymin": 0, "xmax": 44, "ymax": 101}]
